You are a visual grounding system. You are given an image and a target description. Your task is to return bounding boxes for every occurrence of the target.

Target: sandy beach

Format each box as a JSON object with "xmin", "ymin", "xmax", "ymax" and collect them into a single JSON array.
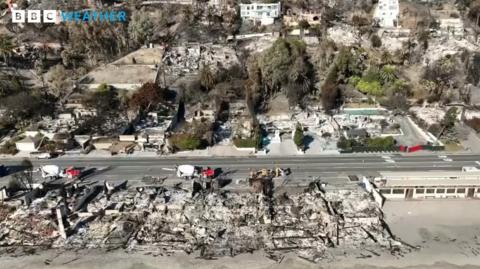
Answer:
[{"xmin": 2, "ymin": 200, "xmax": 480, "ymax": 269}]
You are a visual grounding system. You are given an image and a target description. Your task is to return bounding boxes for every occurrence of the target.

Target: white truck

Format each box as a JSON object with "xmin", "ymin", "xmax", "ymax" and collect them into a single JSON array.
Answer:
[
  {"xmin": 176, "ymin": 165, "xmax": 201, "ymax": 179},
  {"xmin": 38, "ymin": 165, "xmax": 66, "ymax": 179}
]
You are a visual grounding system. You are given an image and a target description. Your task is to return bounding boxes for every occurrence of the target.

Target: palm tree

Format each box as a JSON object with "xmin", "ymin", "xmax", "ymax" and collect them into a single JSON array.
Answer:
[
  {"xmin": 199, "ymin": 64, "xmax": 215, "ymax": 92},
  {"xmin": 380, "ymin": 65, "xmax": 397, "ymax": 84},
  {"xmin": 298, "ymin": 20, "xmax": 310, "ymax": 39},
  {"xmin": 0, "ymin": 34, "xmax": 15, "ymax": 65},
  {"xmin": 380, "ymin": 51, "xmax": 394, "ymax": 65}
]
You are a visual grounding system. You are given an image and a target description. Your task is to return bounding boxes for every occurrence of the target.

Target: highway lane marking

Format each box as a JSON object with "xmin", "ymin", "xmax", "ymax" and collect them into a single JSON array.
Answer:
[
  {"xmin": 382, "ymin": 156, "xmax": 395, "ymax": 163},
  {"xmin": 437, "ymin": 155, "xmax": 453, "ymax": 162}
]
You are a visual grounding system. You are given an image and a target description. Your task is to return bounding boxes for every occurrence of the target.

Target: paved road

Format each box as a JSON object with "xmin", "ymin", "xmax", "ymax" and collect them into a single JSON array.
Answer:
[{"xmin": 1, "ymin": 154, "xmax": 480, "ymax": 187}]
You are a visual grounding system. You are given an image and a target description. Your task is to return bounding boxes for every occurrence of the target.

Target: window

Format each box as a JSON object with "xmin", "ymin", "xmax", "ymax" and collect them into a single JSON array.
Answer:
[
  {"xmin": 426, "ymin": 189, "xmax": 435, "ymax": 194},
  {"xmin": 447, "ymin": 188, "xmax": 455, "ymax": 194},
  {"xmin": 457, "ymin": 188, "xmax": 465, "ymax": 193},
  {"xmin": 379, "ymin": 189, "xmax": 391, "ymax": 194},
  {"xmin": 436, "ymin": 188, "xmax": 445, "ymax": 194},
  {"xmin": 392, "ymin": 189, "xmax": 404, "ymax": 194},
  {"xmin": 415, "ymin": 188, "xmax": 425, "ymax": 194}
]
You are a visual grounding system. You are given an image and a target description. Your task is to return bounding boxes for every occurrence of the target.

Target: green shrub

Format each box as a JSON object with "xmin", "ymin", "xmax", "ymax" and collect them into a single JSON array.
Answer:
[
  {"xmin": 348, "ymin": 76, "xmax": 361, "ymax": 86},
  {"xmin": 338, "ymin": 136, "xmax": 395, "ymax": 151},
  {"xmin": 233, "ymin": 138, "xmax": 258, "ymax": 148},
  {"xmin": 370, "ymin": 34, "xmax": 382, "ymax": 48},
  {"xmin": 0, "ymin": 141, "xmax": 18, "ymax": 155},
  {"xmin": 293, "ymin": 124, "xmax": 304, "ymax": 149},
  {"xmin": 390, "ymin": 79, "xmax": 409, "ymax": 94},
  {"xmin": 356, "ymin": 79, "xmax": 383, "ymax": 96},
  {"xmin": 233, "ymin": 125, "xmax": 263, "ymax": 149},
  {"xmin": 380, "ymin": 65, "xmax": 397, "ymax": 84},
  {"xmin": 366, "ymin": 136, "xmax": 395, "ymax": 148},
  {"xmin": 170, "ymin": 134, "xmax": 204, "ymax": 151},
  {"xmin": 337, "ymin": 136, "xmax": 360, "ymax": 149},
  {"xmin": 363, "ymin": 68, "xmax": 382, "ymax": 83}
]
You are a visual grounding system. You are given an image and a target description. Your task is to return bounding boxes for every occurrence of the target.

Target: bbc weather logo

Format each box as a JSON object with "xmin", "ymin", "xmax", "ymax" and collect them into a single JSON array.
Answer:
[{"xmin": 12, "ymin": 10, "xmax": 127, "ymax": 23}]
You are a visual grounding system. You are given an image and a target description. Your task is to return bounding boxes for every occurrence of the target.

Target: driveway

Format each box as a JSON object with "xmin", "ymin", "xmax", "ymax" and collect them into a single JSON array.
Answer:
[{"xmin": 394, "ymin": 116, "xmax": 428, "ymax": 146}]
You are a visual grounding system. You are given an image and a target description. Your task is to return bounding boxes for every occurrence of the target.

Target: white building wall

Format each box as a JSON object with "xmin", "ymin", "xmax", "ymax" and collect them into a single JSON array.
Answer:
[
  {"xmin": 373, "ymin": 0, "xmax": 399, "ymax": 28},
  {"xmin": 439, "ymin": 18, "xmax": 464, "ymax": 37},
  {"xmin": 380, "ymin": 186, "xmax": 473, "ymax": 200},
  {"xmin": 15, "ymin": 142, "xmax": 37, "ymax": 152},
  {"xmin": 240, "ymin": 2, "xmax": 281, "ymax": 25}
]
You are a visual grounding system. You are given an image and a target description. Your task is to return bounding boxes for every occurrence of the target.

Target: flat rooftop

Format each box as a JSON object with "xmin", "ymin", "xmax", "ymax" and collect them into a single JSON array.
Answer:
[
  {"xmin": 378, "ymin": 170, "xmax": 480, "ymax": 187},
  {"xmin": 379, "ymin": 171, "xmax": 480, "ymax": 179},
  {"xmin": 79, "ymin": 47, "xmax": 164, "ymax": 90},
  {"xmin": 111, "ymin": 47, "xmax": 164, "ymax": 65},
  {"xmin": 79, "ymin": 65, "xmax": 158, "ymax": 89}
]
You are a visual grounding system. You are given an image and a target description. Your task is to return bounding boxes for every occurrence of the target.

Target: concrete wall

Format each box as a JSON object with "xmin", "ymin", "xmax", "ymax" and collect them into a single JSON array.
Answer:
[
  {"xmin": 15, "ymin": 142, "xmax": 36, "ymax": 152},
  {"xmin": 81, "ymin": 83, "xmax": 142, "ymax": 91},
  {"xmin": 92, "ymin": 142, "xmax": 113, "ymax": 150},
  {"xmin": 379, "ymin": 186, "xmax": 476, "ymax": 200},
  {"xmin": 373, "ymin": 0, "xmax": 399, "ymax": 28},
  {"xmin": 119, "ymin": 135, "xmax": 136, "ymax": 142}
]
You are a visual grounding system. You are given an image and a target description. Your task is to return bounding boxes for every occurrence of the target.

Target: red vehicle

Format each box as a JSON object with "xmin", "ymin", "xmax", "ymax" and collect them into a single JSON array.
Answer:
[
  {"xmin": 65, "ymin": 167, "xmax": 82, "ymax": 179},
  {"xmin": 202, "ymin": 167, "xmax": 215, "ymax": 179},
  {"xmin": 408, "ymin": 145, "xmax": 423, "ymax": 153}
]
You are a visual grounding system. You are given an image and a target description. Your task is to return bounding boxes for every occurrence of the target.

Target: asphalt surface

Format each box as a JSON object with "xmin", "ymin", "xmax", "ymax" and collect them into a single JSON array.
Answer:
[{"xmin": 1, "ymin": 153, "xmax": 480, "ymax": 188}]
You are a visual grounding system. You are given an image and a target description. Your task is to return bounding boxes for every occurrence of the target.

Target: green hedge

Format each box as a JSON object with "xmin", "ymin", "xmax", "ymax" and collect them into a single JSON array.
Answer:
[
  {"xmin": 422, "ymin": 145, "xmax": 445, "ymax": 151},
  {"xmin": 351, "ymin": 146, "xmax": 400, "ymax": 152},
  {"xmin": 234, "ymin": 138, "xmax": 258, "ymax": 149},
  {"xmin": 170, "ymin": 134, "xmax": 203, "ymax": 151}
]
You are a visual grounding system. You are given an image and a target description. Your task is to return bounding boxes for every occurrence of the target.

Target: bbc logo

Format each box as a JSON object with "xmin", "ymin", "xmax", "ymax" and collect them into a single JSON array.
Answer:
[{"xmin": 12, "ymin": 10, "xmax": 58, "ymax": 23}]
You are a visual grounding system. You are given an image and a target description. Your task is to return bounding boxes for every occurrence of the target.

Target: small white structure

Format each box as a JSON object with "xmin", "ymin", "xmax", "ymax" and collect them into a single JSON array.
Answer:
[
  {"xmin": 373, "ymin": 0, "xmax": 399, "ymax": 28},
  {"xmin": 271, "ymin": 130, "xmax": 281, "ymax": 143},
  {"xmin": 240, "ymin": 2, "xmax": 281, "ymax": 25},
  {"xmin": 15, "ymin": 136, "xmax": 40, "ymax": 152},
  {"xmin": 439, "ymin": 18, "xmax": 464, "ymax": 37},
  {"xmin": 283, "ymin": 10, "xmax": 321, "ymax": 27}
]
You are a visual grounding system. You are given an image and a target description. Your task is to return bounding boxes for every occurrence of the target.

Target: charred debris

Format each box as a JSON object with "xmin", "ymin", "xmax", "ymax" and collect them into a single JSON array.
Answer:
[{"xmin": 0, "ymin": 174, "xmax": 411, "ymax": 263}]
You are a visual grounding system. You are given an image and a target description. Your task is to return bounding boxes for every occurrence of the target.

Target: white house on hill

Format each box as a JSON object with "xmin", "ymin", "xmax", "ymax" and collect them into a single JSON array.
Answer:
[{"xmin": 240, "ymin": 2, "xmax": 281, "ymax": 25}]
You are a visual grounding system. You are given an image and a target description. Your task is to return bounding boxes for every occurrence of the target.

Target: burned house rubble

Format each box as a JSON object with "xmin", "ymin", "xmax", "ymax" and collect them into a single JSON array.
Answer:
[{"xmin": 0, "ymin": 179, "xmax": 409, "ymax": 262}]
